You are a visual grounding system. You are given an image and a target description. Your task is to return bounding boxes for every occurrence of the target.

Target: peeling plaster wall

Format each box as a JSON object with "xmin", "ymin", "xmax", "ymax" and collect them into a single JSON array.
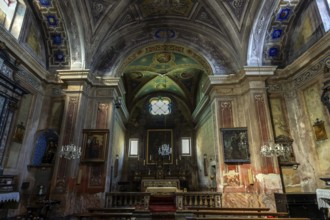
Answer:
[
  {"xmin": 196, "ymin": 109, "xmax": 215, "ymax": 190},
  {"xmin": 111, "ymin": 116, "xmax": 125, "ymax": 191},
  {"xmin": 303, "ymin": 83, "xmax": 330, "ymax": 173}
]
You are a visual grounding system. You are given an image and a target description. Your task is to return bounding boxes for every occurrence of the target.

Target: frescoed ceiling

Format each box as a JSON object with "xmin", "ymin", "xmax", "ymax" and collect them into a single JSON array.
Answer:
[
  {"xmin": 122, "ymin": 50, "xmax": 205, "ymax": 110},
  {"xmin": 28, "ymin": 0, "xmax": 307, "ymax": 115}
]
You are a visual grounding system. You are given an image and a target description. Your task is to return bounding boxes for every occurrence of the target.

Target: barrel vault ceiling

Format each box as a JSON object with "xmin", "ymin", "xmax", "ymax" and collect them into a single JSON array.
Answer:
[{"xmin": 30, "ymin": 0, "xmax": 302, "ymax": 114}]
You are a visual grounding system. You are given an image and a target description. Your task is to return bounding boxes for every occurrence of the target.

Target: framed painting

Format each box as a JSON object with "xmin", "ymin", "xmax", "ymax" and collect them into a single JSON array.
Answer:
[
  {"xmin": 221, "ymin": 127, "xmax": 250, "ymax": 163},
  {"xmin": 88, "ymin": 164, "xmax": 105, "ymax": 189},
  {"xmin": 82, "ymin": 129, "xmax": 109, "ymax": 162},
  {"xmin": 147, "ymin": 129, "xmax": 173, "ymax": 164},
  {"xmin": 313, "ymin": 118, "xmax": 328, "ymax": 141}
]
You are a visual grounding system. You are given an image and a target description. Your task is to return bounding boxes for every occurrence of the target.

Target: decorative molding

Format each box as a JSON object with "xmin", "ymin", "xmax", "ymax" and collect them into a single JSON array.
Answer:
[
  {"xmin": 32, "ymin": 0, "xmax": 70, "ymax": 67},
  {"xmin": 16, "ymin": 70, "xmax": 42, "ymax": 91},
  {"xmin": 0, "ymin": 26, "xmax": 49, "ymax": 80},
  {"xmin": 222, "ymin": 0, "xmax": 249, "ymax": 31},
  {"xmin": 244, "ymin": 66, "xmax": 277, "ymax": 76},
  {"xmin": 247, "ymin": 0, "xmax": 279, "ymax": 66},
  {"xmin": 194, "ymin": 6, "xmax": 222, "ymax": 31}
]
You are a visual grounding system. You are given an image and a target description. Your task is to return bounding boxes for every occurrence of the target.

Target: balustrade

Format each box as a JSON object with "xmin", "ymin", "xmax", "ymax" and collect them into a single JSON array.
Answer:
[
  {"xmin": 105, "ymin": 192, "xmax": 150, "ymax": 210},
  {"xmin": 105, "ymin": 191, "xmax": 222, "ymax": 210},
  {"xmin": 176, "ymin": 192, "xmax": 221, "ymax": 210}
]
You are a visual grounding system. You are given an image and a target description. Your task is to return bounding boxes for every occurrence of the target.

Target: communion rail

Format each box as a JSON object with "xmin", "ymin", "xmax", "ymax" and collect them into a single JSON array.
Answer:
[
  {"xmin": 176, "ymin": 192, "xmax": 222, "ymax": 210},
  {"xmin": 105, "ymin": 192, "xmax": 222, "ymax": 210},
  {"xmin": 105, "ymin": 192, "xmax": 150, "ymax": 210}
]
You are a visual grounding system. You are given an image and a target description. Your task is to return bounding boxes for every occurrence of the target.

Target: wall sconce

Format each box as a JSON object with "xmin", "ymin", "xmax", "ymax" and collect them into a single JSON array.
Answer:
[{"xmin": 115, "ymin": 97, "xmax": 122, "ymax": 108}]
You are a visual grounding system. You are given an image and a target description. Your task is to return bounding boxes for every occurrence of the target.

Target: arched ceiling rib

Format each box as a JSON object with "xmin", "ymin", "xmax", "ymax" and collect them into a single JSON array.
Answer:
[{"xmin": 29, "ymin": 0, "xmax": 308, "ymax": 116}]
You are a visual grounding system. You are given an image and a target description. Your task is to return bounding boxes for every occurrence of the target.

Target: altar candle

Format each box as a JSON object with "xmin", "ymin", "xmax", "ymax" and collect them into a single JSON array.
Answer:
[
  {"xmin": 77, "ymin": 169, "xmax": 82, "ymax": 184},
  {"xmin": 176, "ymin": 159, "xmax": 178, "ymax": 165},
  {"xmin": 143, "ymin": 160, "xmax": 145, "ymax": 165}
]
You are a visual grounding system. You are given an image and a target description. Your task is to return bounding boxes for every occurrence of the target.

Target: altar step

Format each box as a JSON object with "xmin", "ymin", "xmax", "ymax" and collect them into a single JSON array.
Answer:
[{"xmin": 149, "ymin": 195, "xmax": 176, "ymax": 213}]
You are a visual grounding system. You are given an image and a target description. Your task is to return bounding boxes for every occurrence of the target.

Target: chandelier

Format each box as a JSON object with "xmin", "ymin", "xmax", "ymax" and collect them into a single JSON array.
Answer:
[
  {"xmin": 158, "ymin": 144, "xmax": 172, "ymax": 156},
  {"xmin": 260, "ymin": 141, "xmax": 291, "ymax": 157},
  {"xmin": 59, "ymin": 144, "xmax": 81, "ymax": 160}
]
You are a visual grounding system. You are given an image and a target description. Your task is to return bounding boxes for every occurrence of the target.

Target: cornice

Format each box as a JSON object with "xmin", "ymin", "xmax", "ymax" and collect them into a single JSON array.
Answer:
[
  {"xmin": 0, "ymin": 26, "xmax": 49, "ymax": 81},
  {"xmin": 276, "ymin": 32, "xmax": 330, "ymax": 78}
]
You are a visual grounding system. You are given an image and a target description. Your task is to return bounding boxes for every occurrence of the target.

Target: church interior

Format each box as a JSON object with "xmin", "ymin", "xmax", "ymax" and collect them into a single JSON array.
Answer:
[{"xmin": 0, "ymin": 0, "xmax": 330, "ymax": 219}]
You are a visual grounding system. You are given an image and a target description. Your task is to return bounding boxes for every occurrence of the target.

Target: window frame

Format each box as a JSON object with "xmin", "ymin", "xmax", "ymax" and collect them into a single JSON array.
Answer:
[
  {"xmin": 128, "ymin": 138, "xmax": 139, "ymax": 157},
  {"xmin": 181, "ymin": 137, "xmax": 191, "ymax": 156}
]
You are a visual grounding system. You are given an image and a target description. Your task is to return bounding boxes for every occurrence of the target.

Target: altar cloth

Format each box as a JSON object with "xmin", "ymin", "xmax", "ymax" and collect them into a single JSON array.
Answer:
[{"xmin": 146, "ymin": 187, "xmax": 179, "ymax": 195}]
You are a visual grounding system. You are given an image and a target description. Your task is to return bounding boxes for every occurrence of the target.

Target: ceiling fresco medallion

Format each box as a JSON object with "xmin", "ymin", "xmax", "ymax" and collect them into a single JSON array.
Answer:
[{"xmin": 140, "ymin": 0, "xmax": 194, "ymax": 17}]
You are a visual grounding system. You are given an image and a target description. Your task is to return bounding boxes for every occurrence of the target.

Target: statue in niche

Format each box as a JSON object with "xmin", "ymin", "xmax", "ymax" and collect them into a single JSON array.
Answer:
[
  {"xmin": 210, "ymin": 165, "xmax": 217, "ymax": 191},
  {"xmin": 42, "ymin": 140, "xmax": 58, "ymax": 164}
]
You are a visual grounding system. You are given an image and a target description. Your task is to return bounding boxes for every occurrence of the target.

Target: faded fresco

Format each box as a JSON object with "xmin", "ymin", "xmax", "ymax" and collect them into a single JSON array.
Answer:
[
  {"xmin": 269, "ymin": 98, "xmax": 290, "ymax": 137},
  {"xmin": 23, "ymin": 14, "xmax": 47, "ymax": 65},
  {"xmin": 304, "ymin": 83, "xmax": 330, "ymax": 171},
  {"xmin": 196, "ymin": 114, "xmax": 215, "ymax": 189},
  {"xmin": 288, "ymin": 1, "xmax": 324, "ymax": 58}
]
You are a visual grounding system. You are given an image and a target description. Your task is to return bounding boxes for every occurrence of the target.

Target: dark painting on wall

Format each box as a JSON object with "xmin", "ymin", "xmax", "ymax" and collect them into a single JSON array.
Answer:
[
  {"xmin": 82, "ymin": 129, "xmax": 109, "ymax": 162},
  {"xmin": 221, "ymin": 127, "xmax": 250, "ymax": 163}
]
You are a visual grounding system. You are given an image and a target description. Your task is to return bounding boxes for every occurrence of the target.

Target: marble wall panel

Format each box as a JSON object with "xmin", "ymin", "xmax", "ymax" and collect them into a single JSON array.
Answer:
[{"xmin": 222, "ymin": 192, "xmax": 276, "ymax": 211}]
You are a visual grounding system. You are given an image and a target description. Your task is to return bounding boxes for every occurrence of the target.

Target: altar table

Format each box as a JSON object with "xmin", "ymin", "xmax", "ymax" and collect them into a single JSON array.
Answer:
[{"xmin": 146, "ymin": 186, "xmax": 181, "ymax": 195}]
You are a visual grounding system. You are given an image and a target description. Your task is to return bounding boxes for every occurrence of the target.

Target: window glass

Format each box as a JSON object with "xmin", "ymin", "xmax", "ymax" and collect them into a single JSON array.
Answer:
[
  {"xmin": 129, "ymin": 139, "xmax": 138, "ymax": 156},
  {"xmin": 181, "ymin": 137, "xmax": 191, "ymax": 155},
  {"xmin": 149, "ymin": 96, "xmax": 171, "ymax": 115}
]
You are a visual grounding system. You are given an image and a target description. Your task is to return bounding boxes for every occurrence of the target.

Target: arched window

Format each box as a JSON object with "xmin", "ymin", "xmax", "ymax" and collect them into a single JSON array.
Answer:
[
  {"xmin": 149, "ymin": 96, "xmax": 171, "ymax": 115},
  {"xmin": 0, "ymin": 0, "xmax": 26, "ymax": 38}
]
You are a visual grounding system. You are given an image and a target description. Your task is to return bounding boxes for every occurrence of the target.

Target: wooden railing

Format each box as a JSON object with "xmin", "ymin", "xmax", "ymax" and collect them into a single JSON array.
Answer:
[
  {"xmin": 176, "ymin": 192, "xmax": 222, "ymax": 210},
  {"xmin": 105, "ymin": 192, "xmax": 150, "ymax": 210},
  {"xmin": 105, "ymin": 191, "xmax": 222, "ymax": 210}
]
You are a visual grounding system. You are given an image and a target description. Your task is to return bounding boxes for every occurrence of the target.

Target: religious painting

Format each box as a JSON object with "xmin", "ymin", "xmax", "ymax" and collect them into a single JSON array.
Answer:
[
  {"xmin": 221, "ymin": 127, "xmax": 250, "ymax": 163},
  {"xmin": 82, "ymin": 129, "xmax": 109, "ymax": 162},
  {"xmin": 313, "ymin": 118, "xmax": 328, "ymax": 141},
  {"xmin": 88, "ymin": 164, "xmax": 104, "ymax": 188},
  {"xmin": 147, "ymin": 129, "xmax": 173, "ymax": 164}
]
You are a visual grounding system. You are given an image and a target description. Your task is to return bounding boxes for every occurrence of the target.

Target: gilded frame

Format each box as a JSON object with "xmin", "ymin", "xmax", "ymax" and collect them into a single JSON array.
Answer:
[{"xmin": 82, "ymin": 129, "xmax": 109, "ymax": 162}]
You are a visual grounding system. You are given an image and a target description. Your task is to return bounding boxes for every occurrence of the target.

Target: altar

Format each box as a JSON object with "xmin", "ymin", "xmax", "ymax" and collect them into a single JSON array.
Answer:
[{"xmin": 141, "ymin": 179, "xmax": 180, "ymax": 192}]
